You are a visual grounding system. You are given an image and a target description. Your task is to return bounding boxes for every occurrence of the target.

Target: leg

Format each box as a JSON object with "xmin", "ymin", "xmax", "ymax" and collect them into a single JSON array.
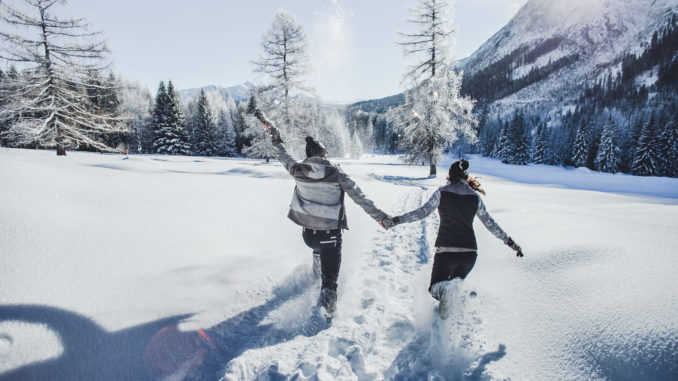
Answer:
[
  {"xmin": 428, "ymin": 251, "xmax": 478, "ymax": 298},
  {"xmin": 319, "ymin": 231, "xmax": 342, "ymax": 314},
  {"xmin": 428, "ymin": 252, "xmax": 477, "ymax": 320}
]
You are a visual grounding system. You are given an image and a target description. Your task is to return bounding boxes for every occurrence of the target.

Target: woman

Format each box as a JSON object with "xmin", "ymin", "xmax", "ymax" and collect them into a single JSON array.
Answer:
[
  {"xmin": 257, "ymin": 110, "xmax": 388, "ymax": 318},
  {"xmin": 382, "ymin": 159, "xmax": 523, "ymax": 319}
]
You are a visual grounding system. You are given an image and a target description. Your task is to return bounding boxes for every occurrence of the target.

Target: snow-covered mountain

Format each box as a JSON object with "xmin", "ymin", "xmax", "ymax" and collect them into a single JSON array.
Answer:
[
  {"xmin": 462, "ymin": 0, "xmax": 678, "ymax": 116},
  {"xmin": 179, "ymin": 81, "xmax": 256, "ymax": 105}
]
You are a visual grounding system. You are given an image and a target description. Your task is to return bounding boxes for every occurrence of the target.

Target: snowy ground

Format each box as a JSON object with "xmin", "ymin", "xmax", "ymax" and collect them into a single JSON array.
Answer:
[{"xmin": 1, "ymin": 148, "xmax": 677, "ymax": 380}]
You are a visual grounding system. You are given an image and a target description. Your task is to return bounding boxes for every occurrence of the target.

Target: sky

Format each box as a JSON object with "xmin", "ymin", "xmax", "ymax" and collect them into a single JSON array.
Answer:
[{"xmin": 4, "ymin": 0, "xmax": 528, "ymax": 102}]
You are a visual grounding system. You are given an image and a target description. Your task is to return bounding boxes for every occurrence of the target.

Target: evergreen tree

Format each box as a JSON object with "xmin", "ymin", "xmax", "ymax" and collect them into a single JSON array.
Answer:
[
  {"xmin": 493, "ymin": 123, "xmax": 510, "ymax": 163},
  {"xmin": 192, "ymin": 89, "xmax": 218, "ymax": 156},
  {"xmin": 506, "ymin": 111, "xmax": 530, "ymax": 165},
  {"xmin": 571, "ymin": 121, "xmax": 591, "ymax": 168},
  {"xmin": 532, "ymin": 122, "xmax": 549, "ymax": 164},
  {"xmin": 661, "ymin": 113, "xmax": 678, "ymax": 177},
  {"xmin": 595, "ymin": 116, "xmax": 620, "ymax": 173},
  {"xmin": 631, "ymin": 113, "xmax": 661, "ymax": 176},
  {"xmin": 153, "ymin": 81, "xmax": 190, "ymax": 155},
  {"xmin": 217, "ymin": 109, "xmax": 237, "ymax": 157},
  {"xmin": 150, "ymin": 81, "xmax": 168, "ymax": 152}
]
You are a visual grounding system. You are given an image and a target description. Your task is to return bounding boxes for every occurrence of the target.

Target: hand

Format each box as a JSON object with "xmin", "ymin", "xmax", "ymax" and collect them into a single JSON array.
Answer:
[
  {"xmin": 380, "ymin": 216, "xmax": 399, "ymax": 230},
  {"xmin": 506, "ymin": 237, "xmax": 524, "ymax": 257}
]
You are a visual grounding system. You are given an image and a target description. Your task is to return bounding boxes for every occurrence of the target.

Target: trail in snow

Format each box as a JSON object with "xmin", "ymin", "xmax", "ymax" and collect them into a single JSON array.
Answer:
[{"xmin": 206, "ymin": 175, "xmax": 500, "ymax": 380}]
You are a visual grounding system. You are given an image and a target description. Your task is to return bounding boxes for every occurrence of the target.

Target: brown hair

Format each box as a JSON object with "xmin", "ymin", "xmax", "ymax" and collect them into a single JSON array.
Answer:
[{"xmin": 466, "ymin": 176, "xmax": 486, "ymax": 195}]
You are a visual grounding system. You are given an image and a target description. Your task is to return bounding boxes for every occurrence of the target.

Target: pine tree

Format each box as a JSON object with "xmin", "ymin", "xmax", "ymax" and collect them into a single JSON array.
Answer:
[
  {"xmin": 152, "ymin": 81, "xmax": 190, "ymax": 155},
  {"xmin": 217, "ymin": 109, "xmax": 237, "ymax": 157},
  {"xmin": 493, "ymin": 123, "xmax": 510, "ymax": 163},
  {"xmin": 0, "ymin": 0, "xmax": 127, "ymax": 155},
  {"xmin": 506, "ymin": 111, "xmax": 530, "ymax": 165},
  {"xmin": 595, "ymin": 116, "xmax": 620, "ymax": 173},
  {"xmin": 571, "ymin": 121, "xmax": 591, "ymax": 168},
  {"xmin": 192, "ymin": 89, "xmax": 218, "ymax": 156},
  {"xmin": 631, "ymin": 113, "xmax": 661, "ymax": 176},
  {"xmin": 532, "ymin": 122, "xmax": 549, "ymax": 164},
  {"xmin": 662, "ymin": 113, "xmax": 678, "ymax": 177}
]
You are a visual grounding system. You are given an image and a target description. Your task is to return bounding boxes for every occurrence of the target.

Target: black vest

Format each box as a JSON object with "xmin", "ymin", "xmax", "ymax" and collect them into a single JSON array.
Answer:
[{"xmin": 434, "ymin": 186, "xmax": 480, "ymax": 250}]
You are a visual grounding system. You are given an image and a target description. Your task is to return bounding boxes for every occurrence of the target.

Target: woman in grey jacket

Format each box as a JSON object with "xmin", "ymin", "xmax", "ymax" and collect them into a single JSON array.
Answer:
[
  {"xmin": 382, "ymin": 159, "xmax": 523, "ymax": 319},
  {"xmin": 258, "ymin": 112, "xmax": 388, "ymax": 317}
]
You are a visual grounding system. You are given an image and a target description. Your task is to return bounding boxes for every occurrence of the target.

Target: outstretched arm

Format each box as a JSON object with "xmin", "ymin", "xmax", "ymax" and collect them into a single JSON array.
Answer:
[
  {"xmin": 398, "ymin": 189, "xmax": 441, "ymax": 224},
  {"xmin": 256, "ymin": 113, "xmax": 308, "ymax": 177},
  {"xmin": 477, "ymin": 198, "xmax": 523, "ymax": 257},
  {"xmin": 337, "ymin": 168, "xmax": 387, "ymax": 224}
]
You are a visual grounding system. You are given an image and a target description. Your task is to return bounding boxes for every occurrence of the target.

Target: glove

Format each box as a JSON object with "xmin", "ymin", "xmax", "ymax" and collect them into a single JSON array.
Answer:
[
  {"xmin": 269, "ymin": 126, "xmax": 283, "ymax": 145},
  {"xmin": 380, "ymin": 216, "xmax": 400, "ymax": 230},
  {"xmin": 506, "ymin": 237, "xmax": 524, "ymax": 257}
]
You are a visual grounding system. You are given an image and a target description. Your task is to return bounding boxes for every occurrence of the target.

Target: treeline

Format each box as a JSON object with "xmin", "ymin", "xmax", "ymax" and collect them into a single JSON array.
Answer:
[
  {"xmin": 473, "ymin": 14, "xmax": 678, "ymax": 178},
  {"xmin": 478, "ymin": 107, "xmax": 678, "ymax": 177}
]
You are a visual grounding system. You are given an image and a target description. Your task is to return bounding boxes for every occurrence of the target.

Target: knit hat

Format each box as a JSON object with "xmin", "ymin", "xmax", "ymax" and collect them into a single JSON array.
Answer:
[
  {"xmin": 305, "ymin": 136, "xmax": 328, "ymax": 158},
  {"xmin": 448, "ymin": 159, "xmax": 470, "ymax": 180}
]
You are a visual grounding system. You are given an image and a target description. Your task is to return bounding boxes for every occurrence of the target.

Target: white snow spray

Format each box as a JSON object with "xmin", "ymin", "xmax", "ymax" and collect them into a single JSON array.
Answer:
[{"xmin": 309, "ymin": 0, "xmax": 356, "ymax": 102}]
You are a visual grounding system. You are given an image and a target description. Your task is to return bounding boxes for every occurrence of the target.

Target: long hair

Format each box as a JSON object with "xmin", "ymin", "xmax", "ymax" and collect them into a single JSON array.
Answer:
[{"xmin": 447, "ymin": 175, "xmax": 486, "ymax": 195}]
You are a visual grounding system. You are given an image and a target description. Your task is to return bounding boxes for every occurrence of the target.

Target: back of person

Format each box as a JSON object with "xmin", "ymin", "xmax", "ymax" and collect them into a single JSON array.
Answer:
[{"xmin": 436, "ymin": 182, "xmax": 481, "ymax": 250}]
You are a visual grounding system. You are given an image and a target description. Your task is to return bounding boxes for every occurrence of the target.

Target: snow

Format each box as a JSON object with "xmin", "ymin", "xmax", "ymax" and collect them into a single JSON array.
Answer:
[{"xmin": 1, "ymin": 148, "xmax": 677, "ymax": 380}]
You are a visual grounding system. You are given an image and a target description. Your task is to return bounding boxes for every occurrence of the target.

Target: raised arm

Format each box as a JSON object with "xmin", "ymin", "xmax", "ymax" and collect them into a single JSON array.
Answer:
[
  {"xmin": 477, "ymin": 198, "xmax": 524, "ymax": 257},
  {"xmin": 337, "ymin": 168, "xmax": 387, "ymax": 223}
]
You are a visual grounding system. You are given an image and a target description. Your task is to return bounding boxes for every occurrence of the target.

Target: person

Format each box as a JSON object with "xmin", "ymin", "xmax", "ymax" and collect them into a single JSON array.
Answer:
[
  {"xmin": 382, "ymin": 159, "xmax": 523, "ymax": 319},
  {"xmin": 256, "ymin": 110, "xmax": 389, "ymax": 317}
]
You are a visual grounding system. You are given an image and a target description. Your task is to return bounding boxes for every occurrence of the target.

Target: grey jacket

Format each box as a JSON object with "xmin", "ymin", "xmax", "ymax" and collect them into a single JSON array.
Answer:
[{"xmin": 273, "ymin": 142, "xmax": 387, "ymax": 230}]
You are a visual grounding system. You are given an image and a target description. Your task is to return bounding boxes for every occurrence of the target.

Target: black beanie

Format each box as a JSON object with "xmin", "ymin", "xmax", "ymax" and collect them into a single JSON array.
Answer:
[
  {"xmin": 305, "ymin": 136, "xmax": 328, "ymax": 158},
  {"xmin": 448, "ymin": 159, "xmax": 470, "ymax": 181}
]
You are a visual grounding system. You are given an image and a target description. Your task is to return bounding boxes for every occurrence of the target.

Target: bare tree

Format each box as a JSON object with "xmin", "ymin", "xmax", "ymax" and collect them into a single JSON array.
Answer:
[
  {"xmin": 0, "ymin": 0, "xmax": 127, "ymax": 155},
  {"xmin": 388, "ymin": 0, "xmax": 476, "ymax": 176},
  {"xmin": 398, "ymin": 0, "xmax": 453, "ymax": 84},
  {"xmin": 252, "ymin": 10, "xmax": 313, "ymax": 151}
]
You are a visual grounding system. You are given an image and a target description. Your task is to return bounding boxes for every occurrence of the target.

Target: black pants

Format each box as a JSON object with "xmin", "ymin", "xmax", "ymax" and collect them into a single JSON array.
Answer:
[
  {"xmin": 428, "ymin": 251, "xmax": 477, "ymax": 293},
  {"xmin": 302, "ymin": 228, "xmax": 342, "ymax": 292}
]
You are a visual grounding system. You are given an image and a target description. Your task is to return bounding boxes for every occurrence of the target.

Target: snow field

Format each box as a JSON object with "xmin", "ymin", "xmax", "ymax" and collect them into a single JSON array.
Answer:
[{"xmin": 1, "ymin": 148, "xmax": 677, "ymax": 380}]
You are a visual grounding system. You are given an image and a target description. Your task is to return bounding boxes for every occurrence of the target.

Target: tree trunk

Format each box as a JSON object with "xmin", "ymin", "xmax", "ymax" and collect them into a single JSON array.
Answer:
[
  {"xmin": 266, "ymin": 157, "xmax": 270, "ymax": 163},
  {"xmin": 56, "ymin": 145, "xmax": 67, "ymax": 156},
  {"xmin": 429, "ymin": 162, "xmax": 436, "ymax": 176}
]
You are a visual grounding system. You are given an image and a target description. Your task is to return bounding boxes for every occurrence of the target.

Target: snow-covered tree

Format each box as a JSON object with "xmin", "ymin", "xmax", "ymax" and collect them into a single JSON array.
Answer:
[
  {"xmin": 252, "ymin": 10, "xmax": 313, "ymax": 150},
  {"xmin": 152, "ymin": 81, "xmax": 190, "ymax": 155},
  {"xmin": 0, "ymin": 0, "xmax": 127, "ymax": 155},
  {"xmin": 493, "ymin": 123, "xmax": 510, "ymax": 163},
  {"xmin": 532, "ymin": 122, "xmax": 549, "ymax": 164},
  {"xmin": 631, "ymin": 113, "xmax": 661, "ymax": 176},
  {"xmin": 595, "ymin": 116, "xmax": 620, "ymax": 173},
  {"xmin": 117, "ymin": 79, "xmax": 153, "ymax": 153},
  {"xmin": 659, "ymin": 113, "xmax": 678, "ymax": 177},
  {"xmin": 387, "ymin": 0, "xmax": 476, "ymax": 175},
  {"xmin": 571, "ymin": 122, "xmax": 591, "ymax": 168},
  {"xmin": 505, "ymin": 111, "xmax": 530, "ymax": 165},
  {"xmin": 217, "ymin": 109, "xmax": 237, "ymax": 157},
  {"xmin": 192, "ymin": 89, "xmax": 218, "ymax": 156},
  {"xmin": 242, "ymin": 97, "xmax": 275, "ymax": 162}
]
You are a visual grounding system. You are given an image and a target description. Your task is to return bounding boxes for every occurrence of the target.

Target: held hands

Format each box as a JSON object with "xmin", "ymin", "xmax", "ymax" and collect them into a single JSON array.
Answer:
[
  {"xmin": 506, "ymin": 237, "xmax": 524, "ymax": 257},
  {"xmin": 380, "ymin": 216, "xmax": 400, "ymax": 230}
]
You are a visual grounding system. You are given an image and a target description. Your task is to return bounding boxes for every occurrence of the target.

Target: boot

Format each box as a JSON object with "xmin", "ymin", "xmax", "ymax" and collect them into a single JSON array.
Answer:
[{"xmin": 319, "ymin": 289, "xmax": 337, "ymax": 315}]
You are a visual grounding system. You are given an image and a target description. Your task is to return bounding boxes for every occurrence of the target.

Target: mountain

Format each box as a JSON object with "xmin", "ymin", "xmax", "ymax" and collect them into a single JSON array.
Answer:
[
  {"xmin": 179, "ymin": 82, "xmax": 256, "ymax": 105},
  {"xmin": 461, "ymin": 0, "xmax": 678, "ymax": 117}
]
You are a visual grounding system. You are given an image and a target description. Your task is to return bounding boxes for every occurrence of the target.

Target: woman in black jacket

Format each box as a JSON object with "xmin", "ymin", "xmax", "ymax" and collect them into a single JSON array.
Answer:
[{"xmin": 382, "ymin": 159, "xmax": 523, "ymax": 319}]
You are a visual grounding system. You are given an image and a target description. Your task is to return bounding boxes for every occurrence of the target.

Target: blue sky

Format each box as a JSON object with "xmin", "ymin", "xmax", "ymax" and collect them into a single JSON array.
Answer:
[{"xmin": 27, "ymin": 0, "xmax": 527, "ymax": 102}]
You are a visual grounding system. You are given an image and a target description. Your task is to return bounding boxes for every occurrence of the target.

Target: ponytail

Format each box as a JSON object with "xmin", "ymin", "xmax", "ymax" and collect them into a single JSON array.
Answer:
[{"xmin": 466, "ymin": 176, "xmax": 486, "ymax": 195}]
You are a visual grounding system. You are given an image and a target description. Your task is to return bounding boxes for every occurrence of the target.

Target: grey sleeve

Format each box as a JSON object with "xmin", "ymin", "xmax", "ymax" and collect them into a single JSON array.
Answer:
[
  {"xmin": 476, "ymin": 197, "xmax": 510, "ymax": 243},
  {"xmin": 337, "ymin": 168, "xmax": 387, "ymax": 222},
  {"xmin": 397, "ymin": 189, "xmax": 441, "ymax": 224},
  {"xmin": 272, "ymin": 142, "xmax": 302, "ymax": 175}
]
